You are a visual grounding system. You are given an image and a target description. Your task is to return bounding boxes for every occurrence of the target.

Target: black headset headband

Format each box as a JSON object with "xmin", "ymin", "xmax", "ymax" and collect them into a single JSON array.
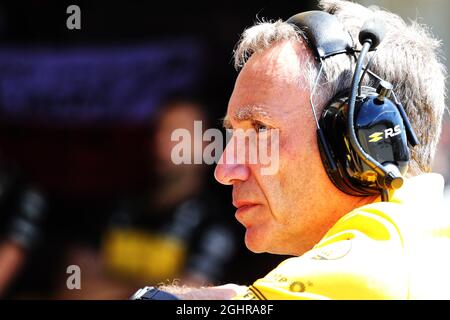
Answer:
[{"xmin": 287, "ymin": 11, "xmax": 354, "ymax": 60}]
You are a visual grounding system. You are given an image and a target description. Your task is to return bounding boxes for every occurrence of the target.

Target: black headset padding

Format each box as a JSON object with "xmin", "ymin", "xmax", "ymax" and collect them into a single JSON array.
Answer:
[
  {"xmin": 287, "ymin": 11, "xmax": 354, "ymax": 60},
  {"xmin": 318, "ymin": 92, "xmax": 378, "ymax": 196}
]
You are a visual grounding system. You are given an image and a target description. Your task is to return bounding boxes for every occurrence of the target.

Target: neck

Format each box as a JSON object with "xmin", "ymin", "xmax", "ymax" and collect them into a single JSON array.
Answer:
[{"xmin": 292, "ymin": 193, "xmax": 379, "ymax": 257}]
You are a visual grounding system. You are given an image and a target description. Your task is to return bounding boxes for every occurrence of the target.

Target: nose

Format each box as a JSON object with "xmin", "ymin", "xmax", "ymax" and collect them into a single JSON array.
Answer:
[{"xmin": 214, "ymin": 140, "xmax": 250, "ymax": 185}]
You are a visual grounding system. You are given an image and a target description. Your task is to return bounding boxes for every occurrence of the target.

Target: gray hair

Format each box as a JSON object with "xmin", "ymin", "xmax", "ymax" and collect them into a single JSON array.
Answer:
[{"xmin": 233, "ymin": 0, "xmax": 447, "ymax": 176}]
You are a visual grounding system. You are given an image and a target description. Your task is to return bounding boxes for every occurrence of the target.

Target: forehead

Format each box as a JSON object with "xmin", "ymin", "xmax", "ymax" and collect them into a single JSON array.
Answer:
[{"xmin": 228, "ymin": 40, "xmax": 311, "ymax": 122}]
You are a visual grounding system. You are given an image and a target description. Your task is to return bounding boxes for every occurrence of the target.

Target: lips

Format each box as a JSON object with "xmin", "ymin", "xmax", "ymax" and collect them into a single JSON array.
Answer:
[
  {"xmin": 232, "ymin": 199, "xmax": 258, "ymax": 209},
  {"xmin": 235, "ymin": 204, "xmax": 258, "ymax": 217},
  {"xmin": 233, "ymin": 198, "xmax": 260, "ymax": 225}
]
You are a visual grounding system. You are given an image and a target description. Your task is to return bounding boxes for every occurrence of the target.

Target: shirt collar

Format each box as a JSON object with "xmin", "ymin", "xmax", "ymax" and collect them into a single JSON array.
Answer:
[{"xmin": 388, "ymin": 173, "xmax": 444, "ymax": 204}]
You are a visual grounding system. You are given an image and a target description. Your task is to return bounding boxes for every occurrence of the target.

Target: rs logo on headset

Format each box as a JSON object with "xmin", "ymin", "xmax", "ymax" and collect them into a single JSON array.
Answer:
[{"xmin": 368, "ymin": 125, "xmax": 402, "ymax": 143}]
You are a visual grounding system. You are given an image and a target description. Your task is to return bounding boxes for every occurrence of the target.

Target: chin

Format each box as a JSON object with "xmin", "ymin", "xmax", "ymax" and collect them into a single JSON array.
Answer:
[
  {"xmin": 244, "ymin": 225, "xmax": 280, "ymax": 254},
  {"xmin": 244, "ymin": 226, "xmax": 296, "ymax": 255}
]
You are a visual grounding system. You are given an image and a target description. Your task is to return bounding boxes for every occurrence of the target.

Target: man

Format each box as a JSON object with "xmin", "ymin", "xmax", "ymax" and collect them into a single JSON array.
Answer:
[{"xmin": 132, "ymin": 0, "xmax": 448, "ymax": 299}]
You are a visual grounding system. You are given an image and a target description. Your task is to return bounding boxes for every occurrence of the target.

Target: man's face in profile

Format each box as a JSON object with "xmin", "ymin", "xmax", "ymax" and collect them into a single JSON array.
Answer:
[{"xmin": 215, "ymin": 40, "xmax": 361, "ymax": 256}]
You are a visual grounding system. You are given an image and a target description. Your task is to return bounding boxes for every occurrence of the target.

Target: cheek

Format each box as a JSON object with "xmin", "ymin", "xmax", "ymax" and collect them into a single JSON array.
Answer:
[
  {"xmin": 271, "ymin": 130, "xmax": 318, "ymax": 217},
  {"xmin": 250, "ymin": 125, "xmax": 320, "ymax": 223},
  {"xmin": 280, "ymin": 129, "xmax": 315, "ymax": 181}
]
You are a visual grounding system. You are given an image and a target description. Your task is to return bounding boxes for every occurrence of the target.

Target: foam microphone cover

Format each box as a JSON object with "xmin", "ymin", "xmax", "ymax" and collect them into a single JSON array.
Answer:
[{"xmin": 359, "ymin": 18, "xmax": 386, "ymax": 49}]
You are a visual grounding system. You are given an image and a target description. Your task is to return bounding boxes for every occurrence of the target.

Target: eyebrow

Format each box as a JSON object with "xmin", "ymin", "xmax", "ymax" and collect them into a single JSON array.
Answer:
[{"xmin": 222, "ymin": 105, "xmax": 272, "ymax": 129}]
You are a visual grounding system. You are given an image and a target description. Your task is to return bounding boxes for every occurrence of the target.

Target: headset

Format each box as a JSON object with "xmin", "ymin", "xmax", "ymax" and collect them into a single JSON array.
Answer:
[{"xmin": 286, "ymin": 11, "xmax": 419, "ymax": 202}]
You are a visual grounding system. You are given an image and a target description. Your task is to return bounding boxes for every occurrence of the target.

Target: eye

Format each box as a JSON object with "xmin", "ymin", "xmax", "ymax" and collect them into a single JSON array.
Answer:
[{"xmin": 252, "ymin": 121, "xmax": 269, "ymax": 133}]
